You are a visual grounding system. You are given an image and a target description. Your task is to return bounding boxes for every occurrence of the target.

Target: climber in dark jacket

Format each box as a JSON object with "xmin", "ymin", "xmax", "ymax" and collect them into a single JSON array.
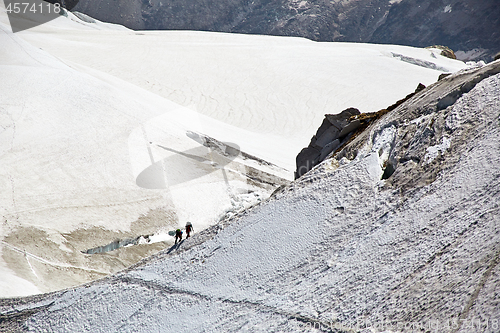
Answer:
[
  {"xmin": 175, "ymin": 229, "xmax": 182, "ymax": 244},
  {"xmin": 185, "ymin": 222, "xmax": 194, "ymax": 238}
]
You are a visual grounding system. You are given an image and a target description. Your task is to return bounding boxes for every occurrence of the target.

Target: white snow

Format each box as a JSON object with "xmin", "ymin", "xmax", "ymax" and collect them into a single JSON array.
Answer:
[
  {"xmin": 8, "ymin": 69, "xmax": 499, "ymax": 331},
  {"xmin": 366, "ymin": 125, "xmax": 397, "ymax": 180},
  {"xmin": 0, "ymin": 3, "xmax": 469, "ymax": 297},
  {"xmin": 424, "ymin": 136, "xmax": 451, "ymax": 164},
  {"xmin": 0, "ymin": 255, "xmax": 41, "ymax": 297}
]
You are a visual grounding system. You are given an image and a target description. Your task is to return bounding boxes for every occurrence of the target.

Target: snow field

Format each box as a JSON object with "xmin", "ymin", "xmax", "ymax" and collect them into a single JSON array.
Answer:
[
  {"xmin": 15, "ymin": 76, "xmax": 500, "ymax": 328},
  {"xmin": 0, "ymin": 2, "xmax": 470, "ymax": 297}
]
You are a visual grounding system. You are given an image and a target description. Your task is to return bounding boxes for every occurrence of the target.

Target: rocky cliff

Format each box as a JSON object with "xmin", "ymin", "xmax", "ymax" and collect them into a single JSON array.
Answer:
[
  {"xmin": 370, "ymin": 0, "xmax": 500, "ymax": 62},
  {"xmin": 295, "ymin": 83, "xmax": 427, "ymax": 179}
]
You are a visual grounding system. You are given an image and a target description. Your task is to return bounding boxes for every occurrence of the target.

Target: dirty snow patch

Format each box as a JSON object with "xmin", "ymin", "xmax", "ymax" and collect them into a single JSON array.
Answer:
[{"xmin": 424, "ymin": 136, "xmax": 451, "ymax": 164}]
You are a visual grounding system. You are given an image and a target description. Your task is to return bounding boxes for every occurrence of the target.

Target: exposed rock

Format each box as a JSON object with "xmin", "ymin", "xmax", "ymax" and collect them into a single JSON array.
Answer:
[
  {"xmin": 439, "ymin": 73, "xmax": 452, "ymax": 81},
  {"xmin": 295, "ymin": 146, "xmax": 321, "ymax": 179},
  {"xmin": 338, "ymin": 119, "xmax": 361, "ymax": 137},
  {"xmin": 324, "ymin": 108, "xmax": 360, "ymax": 129},
  {"xmin": 295, "ymin": 108, "xmax": 360, "ymax": 179},
  {"xmin": 295, "ymin": 83, "xmax": 428, "ymax": 179},
  {"xmin": 370, "ymin": 0, "xmax": 500, "ymax": 62},
  {"xmin": 314, "ymin": 125, "xmax": 340, "ymax": 149},
  {"xmin": 427, "ymin": 45, "xmax": 457, "ymax": 60},
  {"xmin": 332, "ymin": 60, "xmax": 500, "ymax": 193},
  {"xmin": 319, "ymin": 139, "xmax": 340, "ymax": 161}
]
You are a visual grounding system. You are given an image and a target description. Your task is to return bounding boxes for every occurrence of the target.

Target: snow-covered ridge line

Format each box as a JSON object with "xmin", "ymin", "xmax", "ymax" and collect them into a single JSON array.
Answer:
[
  {"xmin": 295, "ymin": 83, "xmax": 427, "ymax": 179},
  {"xmin": 312, "ymin": 61, "xmax": 500, "ymax": 192}
]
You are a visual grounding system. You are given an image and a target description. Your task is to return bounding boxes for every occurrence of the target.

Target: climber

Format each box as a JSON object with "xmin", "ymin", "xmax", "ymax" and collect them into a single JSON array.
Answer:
[
  {"xmin": 175, "ymin": 229, "xmax": 182, "ymax": 244},
  {"xmin": 185, "ymin": 222, "xmax": 194, "ymax": 238}
]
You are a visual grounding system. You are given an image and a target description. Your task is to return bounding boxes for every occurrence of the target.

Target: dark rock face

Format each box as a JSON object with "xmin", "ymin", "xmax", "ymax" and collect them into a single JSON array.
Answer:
[
  {"xmin": 73, "ymin": 0, "xmax": 500, "ymax": 61},
  {"xmin": 73, "ymin": 0, "xmax": 393, "ymax": 41},
  {"xmin": 295, "ymin": 83, "xmax": 427, "ymax": 179},
  {"xmin": 73, "ymin": 0, "xmax": 145, "ymax": 29},
  {"xmin": 295, "ymin": 107, "xmax": 360, "ymax": 179},
  {"xmin": 370, "ymin": 0, "xmax": 500, "ymax": 62}
]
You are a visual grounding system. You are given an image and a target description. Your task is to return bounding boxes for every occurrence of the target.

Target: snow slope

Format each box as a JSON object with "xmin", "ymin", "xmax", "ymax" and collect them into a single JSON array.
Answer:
[
  {"xmin": 0, "ymin": 5, "xmax": 469, "ymax": 297},
  {"xmin": 1, "ymin": 57, "xmax": 498, "ymax": 333}
]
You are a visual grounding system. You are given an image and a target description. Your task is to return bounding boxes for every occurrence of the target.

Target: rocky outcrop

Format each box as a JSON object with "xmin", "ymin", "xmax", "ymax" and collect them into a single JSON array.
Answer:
[
  {"xmin": 295, "ymin": 108, "xmax": 360, "ymax": 179},
  {"xmin": 295, "ymin": 83, "xmax": 427, "ymax": 179},
  {"xmin": 426, "ymin": 45, "xmax": 457, "ymax": 60}
]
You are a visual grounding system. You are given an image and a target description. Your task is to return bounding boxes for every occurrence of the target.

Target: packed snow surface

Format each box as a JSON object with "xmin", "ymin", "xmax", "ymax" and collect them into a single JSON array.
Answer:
[
  {"xmin": 2, "ymin": 61, "xmax": 499, "ymax": 332},
  {"xmin": 0, "ymin": 4, "xmax": 469, "ymax": 297}
]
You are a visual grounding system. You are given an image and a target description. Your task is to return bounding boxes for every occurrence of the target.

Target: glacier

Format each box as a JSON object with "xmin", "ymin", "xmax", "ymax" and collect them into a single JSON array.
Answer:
[
  {"xmin": 0, "ymin": 4, "xmax": 471, "ymax": 298},
  {"xmin": 1, "ymin": 56, "xmax": 498, "ymax": 333},
  {"xmin": 2, "ymin": 5, "xmax": 499, "ymax": 333}
]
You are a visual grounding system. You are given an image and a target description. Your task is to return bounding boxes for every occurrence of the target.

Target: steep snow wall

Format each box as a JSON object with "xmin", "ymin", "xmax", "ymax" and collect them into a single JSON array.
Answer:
[{"xmin": 1, "ymin": 61, "xmax": 499, "ymax": 332}]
